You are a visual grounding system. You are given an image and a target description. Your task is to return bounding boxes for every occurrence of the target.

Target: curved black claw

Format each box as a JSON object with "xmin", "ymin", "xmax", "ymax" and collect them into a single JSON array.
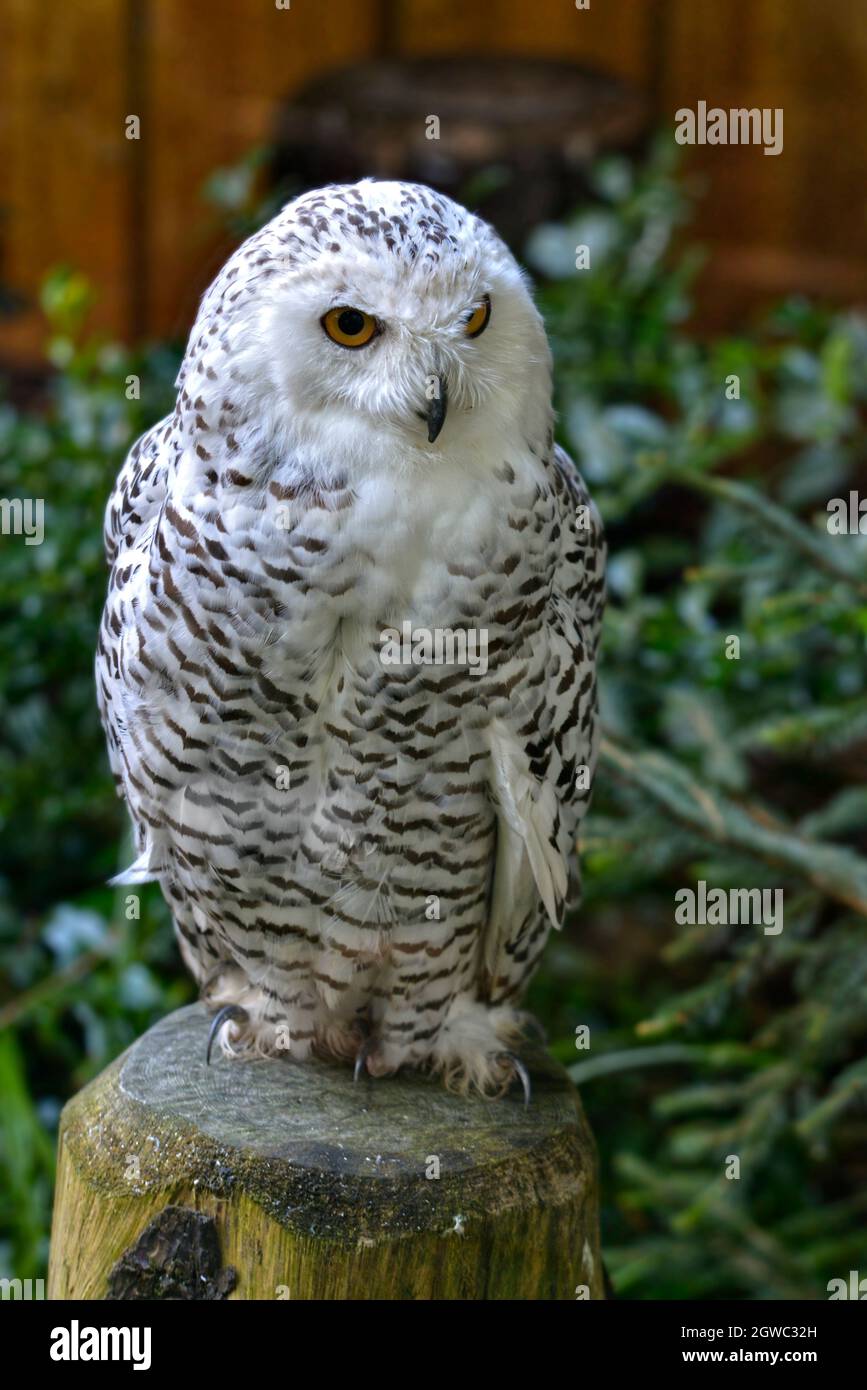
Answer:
[
  {"xmin": 498, "ymin": 1051, "xmax": 532, "ymax": 1107},
  {"xmin": 353, "ymin": 1035, "xmax": 377, "ymax": 1083},
  {"xmin": 206, "ymin": 1004, "xmax": 249, "ymax": 1065}
]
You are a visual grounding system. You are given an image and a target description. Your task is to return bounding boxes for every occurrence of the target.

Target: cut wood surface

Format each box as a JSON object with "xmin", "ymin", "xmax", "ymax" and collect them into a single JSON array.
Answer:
[{"xmin": 48, "ymin": 1003, "xmax": 604, "ymax": 1300}]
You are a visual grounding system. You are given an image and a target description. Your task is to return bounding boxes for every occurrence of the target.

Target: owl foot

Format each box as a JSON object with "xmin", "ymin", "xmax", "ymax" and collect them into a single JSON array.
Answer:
[
  {"xmin": 423, "ymin": 997, "xmax": 529, "ymax": 1095},
  {"xmin": 353, "ymin": 1033, "xmax": 379, "ymax": 1082},
  {"xmin": 206, "ymin": 1004, "xmax": 249, "ymax": 1064},
  {"xmin": 496, "ymin": 1051, "xmax": 532, "ymax": 1107}
]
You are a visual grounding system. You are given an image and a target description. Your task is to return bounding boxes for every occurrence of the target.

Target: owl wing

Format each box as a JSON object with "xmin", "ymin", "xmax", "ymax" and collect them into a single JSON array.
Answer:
[
  {"xmin": 103, "ymin": 417, "xmax": 173, "ymax": 566},
  {"xmin": 97, "ymin": 418, "xmax": 175, "ymax": 877},
  {"xmin": 483, "ymin": 444, "xmax": 605, "ymax": 1001}
]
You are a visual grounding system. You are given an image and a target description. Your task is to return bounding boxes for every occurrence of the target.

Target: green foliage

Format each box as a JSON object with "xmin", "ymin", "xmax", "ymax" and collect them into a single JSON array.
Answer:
[
  {"xmin": 0, "ymin": 275, "xmax": 185, "ymax": 1275},
  {"xmin": 526, "ymin": 136, "xmax": 867, "ymax": 1299},
  {"xmin": 1, "ymin": 145, "xmax": 866, "ymax": 1296}
]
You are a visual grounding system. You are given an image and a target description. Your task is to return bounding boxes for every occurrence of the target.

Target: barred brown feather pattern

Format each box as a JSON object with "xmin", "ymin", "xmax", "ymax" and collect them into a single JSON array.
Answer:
[{"xmin": 96, "ymin": 179, "xmax": 605, "ymax": 1095}]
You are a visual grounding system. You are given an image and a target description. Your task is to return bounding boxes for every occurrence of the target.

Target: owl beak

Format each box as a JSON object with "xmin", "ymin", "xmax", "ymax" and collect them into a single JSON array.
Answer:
[{"xmin": 425, "ymin": 376, "xmax": 448, "ymax": 443}]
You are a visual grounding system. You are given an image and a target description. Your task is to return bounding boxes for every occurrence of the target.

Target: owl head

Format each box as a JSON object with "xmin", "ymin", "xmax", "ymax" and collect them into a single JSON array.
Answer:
[{"xmin": 178, "ymin": 179, "xmax": 552, "ymax": 479}]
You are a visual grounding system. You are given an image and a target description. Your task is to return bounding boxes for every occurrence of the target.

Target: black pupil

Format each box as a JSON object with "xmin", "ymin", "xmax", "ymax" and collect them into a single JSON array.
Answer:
[{"xmin": 337, "ymin": 309, "xmax": 365, "ymax": 336}]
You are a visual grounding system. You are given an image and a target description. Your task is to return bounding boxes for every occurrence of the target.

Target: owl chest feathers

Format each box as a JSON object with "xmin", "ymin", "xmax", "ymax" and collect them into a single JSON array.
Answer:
[
  {"xmin": 158, "ymin": 434, "xmax": 554, "ymax": 683},
  {"xmin": 126, "ymin": 439, "xmax": 558, "ymax": 856}
]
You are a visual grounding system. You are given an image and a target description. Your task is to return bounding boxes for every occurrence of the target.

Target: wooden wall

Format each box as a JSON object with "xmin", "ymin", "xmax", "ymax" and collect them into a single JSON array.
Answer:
[{"xmin": 1, "ymin": 0, "xmax": 865, "ymax": 365}]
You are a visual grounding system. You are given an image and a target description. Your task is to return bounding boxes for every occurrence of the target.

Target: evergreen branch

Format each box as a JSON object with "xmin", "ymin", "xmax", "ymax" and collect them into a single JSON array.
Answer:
[
  {"xmin": 644, "ymin": 459, "xmax": 867, "ymax": 597},
  {"xmin": 795, "ymin": 1058, "xmax": 867, "ymax": 1136},
  {"xmin": 737, "ymin": 698, "xmax": 867, "ymax": 755},
  {"xmin": 601, "ymin": 737, "xmax": 867, "ymax": 916}
]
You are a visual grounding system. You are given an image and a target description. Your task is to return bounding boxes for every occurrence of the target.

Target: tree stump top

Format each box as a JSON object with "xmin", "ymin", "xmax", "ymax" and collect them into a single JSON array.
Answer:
[
  {"xmin": 120, "ymin": 1004, "xmax": 579, "ymax": 1175},
  {"xmin": 52, "ymin": 1005, "xmax": 603, "ymax": 1298}
]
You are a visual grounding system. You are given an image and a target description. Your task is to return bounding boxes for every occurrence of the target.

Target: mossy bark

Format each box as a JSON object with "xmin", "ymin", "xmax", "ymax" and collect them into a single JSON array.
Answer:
[{"xmin": 49, "ymin": 1004, "xmax": 603, "ymax": 1300}]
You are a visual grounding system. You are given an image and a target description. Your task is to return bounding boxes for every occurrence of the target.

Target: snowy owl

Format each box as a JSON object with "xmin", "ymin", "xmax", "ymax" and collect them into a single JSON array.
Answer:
[{"xmin": 96, "ymin": 179, "xmax": 605, "ymax": 1099}]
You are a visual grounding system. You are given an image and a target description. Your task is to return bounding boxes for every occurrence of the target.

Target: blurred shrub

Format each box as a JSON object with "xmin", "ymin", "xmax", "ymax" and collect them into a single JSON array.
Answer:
[
  {"xmin": 527, "ymin": 137, "xmax": 867, "ymax": 1299},
  {"xmin": 1, "ymin": 142, "xmax": 866, "ymax": 1294},
  {"xmin": 0, "ymin": 277, "xmax": 186, "ymax": 1275}
]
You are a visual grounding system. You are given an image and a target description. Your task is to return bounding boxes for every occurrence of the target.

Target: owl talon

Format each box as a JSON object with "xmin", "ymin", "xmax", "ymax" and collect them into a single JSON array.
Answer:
[
  {"xmin": 353, "ymin": 1035, "xmax": 377, "ymax": 1083},
  {"xmin": 206, "ymin": 1004, "xmax": 249, "ymax": 1064},
  {"xmin": 497, "ymin": 1051, "xmax": 532, "ymax": 1106}
]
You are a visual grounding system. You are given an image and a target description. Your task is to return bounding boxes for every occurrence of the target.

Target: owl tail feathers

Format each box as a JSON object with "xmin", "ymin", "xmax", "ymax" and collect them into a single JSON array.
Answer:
[
  {"xmin": 108, "ymin": 844, "xmax": 163, "ymax": 886},
  {"xmin": 487, "ymin": 719, "xmax": 568, "ymax": 930}
]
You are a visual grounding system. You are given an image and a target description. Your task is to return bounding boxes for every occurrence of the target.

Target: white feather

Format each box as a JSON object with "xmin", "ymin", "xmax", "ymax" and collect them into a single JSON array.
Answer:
[{"xmin": 487, "ymin": 717, "xmax": 567, "ymax": 932}]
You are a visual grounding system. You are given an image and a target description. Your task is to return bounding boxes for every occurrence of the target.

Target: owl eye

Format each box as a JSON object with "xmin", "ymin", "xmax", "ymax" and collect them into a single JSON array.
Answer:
[
  {"xmin": 463, "ymin": 294, "xmax": 491, "ymax": 338},
  {"xmin": 322, "ymin": 306, "xmax": 379, "ymax": 348}
]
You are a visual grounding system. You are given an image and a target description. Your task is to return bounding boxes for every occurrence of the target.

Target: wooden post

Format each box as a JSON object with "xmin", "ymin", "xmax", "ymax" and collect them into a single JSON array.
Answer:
[
  {"xmin": 48, "ymin": 1004, "xmax": 604, "ymax": 1300},
  {"xmin": 272, "ymin": 56, "xmax": 648, "ymax": 253}
]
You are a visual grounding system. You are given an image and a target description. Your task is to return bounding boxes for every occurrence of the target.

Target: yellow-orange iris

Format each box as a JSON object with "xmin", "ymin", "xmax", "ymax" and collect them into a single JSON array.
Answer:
[
  {"xmin": 322, "ymin": 306, "xmax": 379, "ymax": 348},
  {"xmin": 464, "ymin": 294, "xmax": 491, "ymax": 338}
]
